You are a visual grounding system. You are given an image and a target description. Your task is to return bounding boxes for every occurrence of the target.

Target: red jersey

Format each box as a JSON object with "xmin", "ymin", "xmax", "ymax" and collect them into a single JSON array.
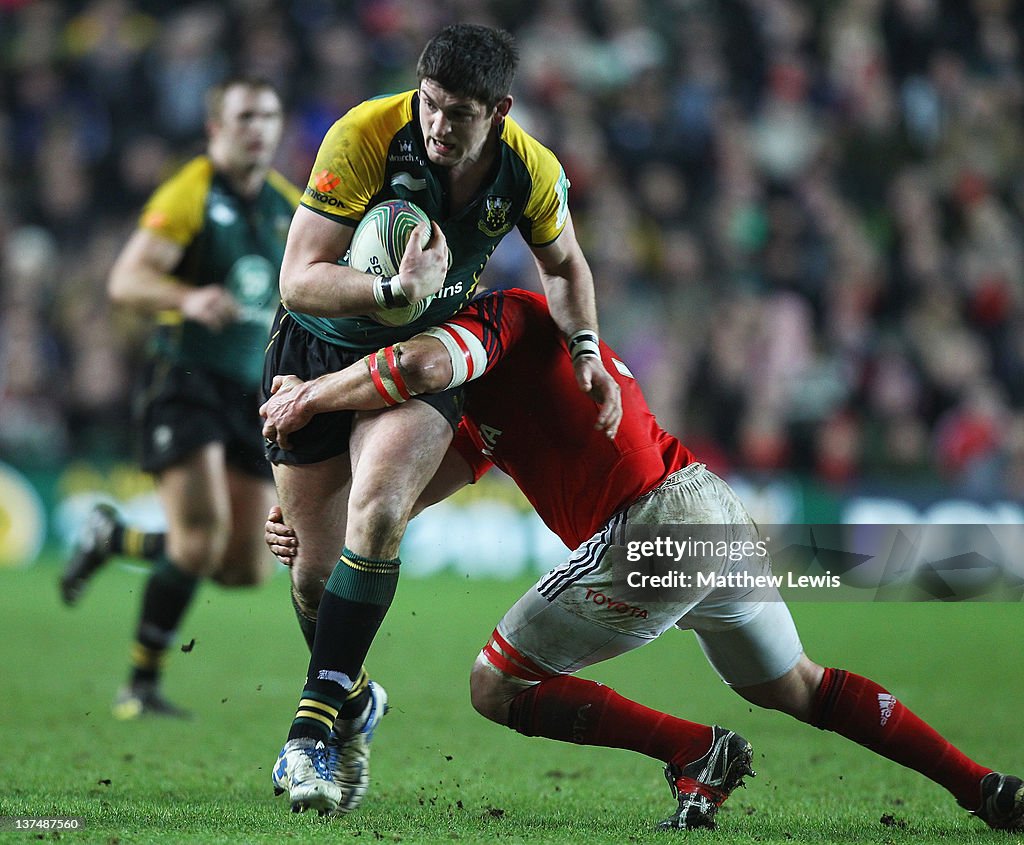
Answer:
[{"xmin": 443, "ymin": 289, "xmax": 695, "ymax": 549}]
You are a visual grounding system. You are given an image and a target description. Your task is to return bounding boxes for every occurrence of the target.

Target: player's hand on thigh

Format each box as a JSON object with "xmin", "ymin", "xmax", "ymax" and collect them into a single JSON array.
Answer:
[
  {"xmin": 260, "ymin": 375, "xmax": 312, "ymax": 450},
  {"xmin": 265, "ymin": 505, "xmax": 298, "ymax": 566}
]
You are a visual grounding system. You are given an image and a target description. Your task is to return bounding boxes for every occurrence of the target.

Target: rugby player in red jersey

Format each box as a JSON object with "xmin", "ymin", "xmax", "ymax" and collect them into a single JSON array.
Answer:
[{"xmin": 262, "ymin": 289, "xmax": 1023, "ymax": 831}]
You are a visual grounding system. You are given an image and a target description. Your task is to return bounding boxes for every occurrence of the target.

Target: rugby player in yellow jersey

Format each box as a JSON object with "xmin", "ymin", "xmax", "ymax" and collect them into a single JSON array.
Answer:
[
  {"xmin": 61, "ymin": 77, "xmax": 300, "ymax": 719},
  {"xmin": 264, "ymin": 24, "xmax": 621, "ymax": 814}
]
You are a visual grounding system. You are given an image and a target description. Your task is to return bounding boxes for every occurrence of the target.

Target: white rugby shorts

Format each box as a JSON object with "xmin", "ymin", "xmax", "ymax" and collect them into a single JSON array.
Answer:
[{"xmin": 480, "ymin": 463, "xmax": 804, "ymax": 688}]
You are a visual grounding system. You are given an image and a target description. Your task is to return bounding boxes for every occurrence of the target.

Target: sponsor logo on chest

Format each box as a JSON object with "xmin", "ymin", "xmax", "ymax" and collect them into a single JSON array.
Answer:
[{"xmin": 389, "ymin": 139, "xmax": 423, "ymax": 165}]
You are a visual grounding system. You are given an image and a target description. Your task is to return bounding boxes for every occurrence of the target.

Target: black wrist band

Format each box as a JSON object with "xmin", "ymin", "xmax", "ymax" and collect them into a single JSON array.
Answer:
[{"xmin": 380, "ymin": 276, "xmax": 396, "ymax": 308}]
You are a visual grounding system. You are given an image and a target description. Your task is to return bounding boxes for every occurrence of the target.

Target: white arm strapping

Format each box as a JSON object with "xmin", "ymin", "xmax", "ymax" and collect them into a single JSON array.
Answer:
[{"xmin": 420, "ymin": 323, "xmax": 489, "ymax": 390}]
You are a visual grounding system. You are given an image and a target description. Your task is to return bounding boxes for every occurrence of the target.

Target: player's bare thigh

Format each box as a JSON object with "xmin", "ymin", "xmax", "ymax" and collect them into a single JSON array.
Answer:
[
  {"xmin": 273, "ymin": 452, "xmax": 352, "ymax": 609},
  {"xmin": 156, "ymin": 442, "xmax": 233, "ymax": 577},
  {"xmin": 345, "ymin": 401, "xmax": 453, "ymax": 558}
]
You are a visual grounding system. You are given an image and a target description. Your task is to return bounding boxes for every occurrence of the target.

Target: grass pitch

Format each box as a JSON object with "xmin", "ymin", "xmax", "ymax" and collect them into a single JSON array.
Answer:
[{"xmin": 1, "ymin": 561, "xmax": 1020, "ymax": 844}]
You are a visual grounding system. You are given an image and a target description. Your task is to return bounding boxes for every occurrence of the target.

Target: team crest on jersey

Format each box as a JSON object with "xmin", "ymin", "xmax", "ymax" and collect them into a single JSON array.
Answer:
[
  {"xmin": 478, "ymin": 195, "xmax": 514, "ymax": 236},
  {"xmin": 226, "ymin": 255, "xmax": 277, "ymax": 327},
  {"xmin": 209, "ymin": 202, "xmax": 237, "ymax": 226}
]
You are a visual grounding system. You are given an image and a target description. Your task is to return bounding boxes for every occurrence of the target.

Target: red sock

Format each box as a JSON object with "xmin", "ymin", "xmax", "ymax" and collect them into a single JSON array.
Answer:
[
  {"xmin": 812, "ymin": 668, "xmax": 991, "ymax": 808},
  {"xmin": 507, "ymin": 675, "xmax": 712, "ymax": 766}
]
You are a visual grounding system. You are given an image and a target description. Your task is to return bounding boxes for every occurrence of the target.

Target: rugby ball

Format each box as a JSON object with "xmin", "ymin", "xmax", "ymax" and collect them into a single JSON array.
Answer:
[{"xmin": 349, "ymin": 199, "xmax": 434, "ymax": 326}]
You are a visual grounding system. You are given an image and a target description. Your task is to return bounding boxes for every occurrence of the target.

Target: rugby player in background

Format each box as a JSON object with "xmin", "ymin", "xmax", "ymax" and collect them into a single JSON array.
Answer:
[
  {"xmin": 262, "ymin": 288, "xmax": 1023, "ymax": 832},
  {"xmin": 61, "ymin": 77, "xmax": 298, "ymax": 719}
]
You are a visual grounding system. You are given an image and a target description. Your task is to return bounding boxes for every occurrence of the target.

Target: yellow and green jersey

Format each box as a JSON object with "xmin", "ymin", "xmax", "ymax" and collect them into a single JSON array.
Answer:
[
  {"xmin": 295, "ymin": 90, "xmax": 570, "ymax": 351},
  {"xmin": 140, "ymin": 156, "xmax": 301, "ymax": 386}
]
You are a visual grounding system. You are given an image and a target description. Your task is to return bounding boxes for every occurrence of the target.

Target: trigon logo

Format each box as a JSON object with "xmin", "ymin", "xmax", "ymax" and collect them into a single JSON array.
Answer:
[
  {"xmin": 877, "ymin": 693, "xmax": 897, "ymax": 727},
  {"xmin": 315, "ymin": 169, "xmax": 341, "ymax": 192}
]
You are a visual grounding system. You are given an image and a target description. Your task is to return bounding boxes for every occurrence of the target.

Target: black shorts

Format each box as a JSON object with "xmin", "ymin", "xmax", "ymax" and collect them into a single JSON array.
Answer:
[
  {"xmin": 135, "ymin": 358, "xmax": 272, "ymax": 480},
  {"xmin": 262, "ymin": 306, "xmax": 464, "ymax": 465}
]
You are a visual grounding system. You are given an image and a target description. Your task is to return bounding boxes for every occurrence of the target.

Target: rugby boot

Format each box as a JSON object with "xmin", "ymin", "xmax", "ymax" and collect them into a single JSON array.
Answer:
[
  {"xmin": 966, "ymin": 772, "xmax": 1024, "ymax": 831},
  {"xmin": 327, "ymin": 681, "xmax": 389, "ymax": 813},
  {"xmin": 657, "ymin": 725, "xmax": 755, "ymax": 830},
  {"xmin": 60, "ymin": 503, "xmax": 121, "ymax": 605},
  {"xmin": 112, "ymin": 681, "xmax": 191, "ymax": 720},
  {"xmin": 273, "ymin": 738, "xmax": 342, "ymax": 814}
]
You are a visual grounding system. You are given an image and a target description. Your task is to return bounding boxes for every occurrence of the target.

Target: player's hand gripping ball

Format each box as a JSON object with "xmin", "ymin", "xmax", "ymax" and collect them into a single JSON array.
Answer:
[{"xmin": 349, "ymin": 199, "xmax": 435, "ymax": 326}]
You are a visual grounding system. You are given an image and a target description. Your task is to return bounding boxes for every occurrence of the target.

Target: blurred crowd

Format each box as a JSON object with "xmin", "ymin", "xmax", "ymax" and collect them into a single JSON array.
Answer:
[{"xmin": 2, "ymin": 0, "xmax": 1024, "ymax": 497}]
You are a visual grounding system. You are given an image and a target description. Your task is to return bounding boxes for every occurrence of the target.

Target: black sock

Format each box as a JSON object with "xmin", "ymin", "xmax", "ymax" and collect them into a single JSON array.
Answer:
[
  {"xmin": 130, "ymin": 556, "xmax": 199, "ymax": 686},
  {"xmin": 114, "ymin": 525, "xmax": 165, "ymax": 562},
  {"xmin": 291, "ymin": 589, "xmax": 317, "ymax": 651},
  {"xmin": 340, "ymin": 687, "xmax": 370, "ymax": 719},
  {"xmin": 290, "ymin": 589, "xmax": 372, "ymax": 716},
  {"xmin": 287, "ymin": 547, "xmax": 398, "ymax": 741}
]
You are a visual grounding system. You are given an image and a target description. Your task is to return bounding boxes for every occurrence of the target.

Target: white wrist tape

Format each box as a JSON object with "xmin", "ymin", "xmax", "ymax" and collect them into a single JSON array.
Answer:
[
  {"xmin": 372, "ymin": 274, "xmax": 409, "ymax": 309},
  {"xmin": 567, "ymin": 329, "xmax": 600, "ymax": 361}
]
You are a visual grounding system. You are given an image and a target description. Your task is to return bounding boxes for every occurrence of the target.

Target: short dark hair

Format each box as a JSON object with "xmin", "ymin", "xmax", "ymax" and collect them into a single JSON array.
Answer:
[
  {"xmin": 416, "ymin": 24, "xmax": 518, "ymax": 107},
  {"xmin": 205, "ymin": 76, "xmax": 280, "ymax": 122}
]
